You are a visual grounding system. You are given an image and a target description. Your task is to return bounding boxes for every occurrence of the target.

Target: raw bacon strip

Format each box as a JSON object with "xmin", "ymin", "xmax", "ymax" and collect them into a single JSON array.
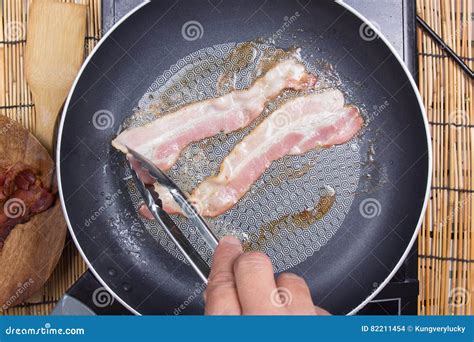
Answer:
[
  {"xmin": 157, "ymin": 89, "xmax": 363, "ymax": 217},
  {"xmin": 113, "ymin": 58, "xmax": 317, "ymax": 171}
]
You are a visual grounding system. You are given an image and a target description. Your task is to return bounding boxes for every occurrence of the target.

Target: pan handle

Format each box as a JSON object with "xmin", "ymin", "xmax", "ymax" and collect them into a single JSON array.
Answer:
[{"xmin": 51, "ymin": 270, "xmax": 130, "ymax": 315}]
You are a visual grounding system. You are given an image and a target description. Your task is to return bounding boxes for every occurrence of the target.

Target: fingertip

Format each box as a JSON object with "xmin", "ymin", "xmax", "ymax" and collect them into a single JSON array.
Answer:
[{"xmin": 206, "ymin": 236, "xmax": 242, "ymax": 315}]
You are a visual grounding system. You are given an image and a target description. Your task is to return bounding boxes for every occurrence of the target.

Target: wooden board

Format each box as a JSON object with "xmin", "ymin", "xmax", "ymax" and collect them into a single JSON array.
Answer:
[
  {"xmin": 0, "ymin": 0, "xmax": 101, "ymax": 315},
  {"xmin": 0, "ymin": 115, "xmax": 67, "ymax": 311}
]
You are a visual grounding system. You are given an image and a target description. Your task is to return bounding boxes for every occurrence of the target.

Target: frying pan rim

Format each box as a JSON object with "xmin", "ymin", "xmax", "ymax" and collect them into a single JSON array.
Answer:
[
  {"xmin": 337, "ymin": 0, "xmax": 431, "ymax": 314},
  {"xmin": 56, "ymin": 0, "xmax": 432, "ymax": 316},
  {"xmin": 56, "ymin": 0, "xmax": 150, "ymax": 316}
]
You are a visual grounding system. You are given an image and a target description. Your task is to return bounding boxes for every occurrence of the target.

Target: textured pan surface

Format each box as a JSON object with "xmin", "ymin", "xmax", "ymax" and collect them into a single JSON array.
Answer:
[
  {"xmin": 58, "ymin": 0, "xmax": 429, "ymax": 314},
  {"xmin": 123, "ymin": 42, "xmax": 361, "ymax": 272}
]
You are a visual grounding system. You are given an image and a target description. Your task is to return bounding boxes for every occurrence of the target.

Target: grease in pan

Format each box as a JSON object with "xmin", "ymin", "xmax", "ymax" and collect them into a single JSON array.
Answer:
[
  {"xmin": 114, "ymin": 46, "xmax": 363, "ymax": 218},
  {"xmin": 113, "ymin": 57, "xmax": 317, "ymax": 170},
  {"xmin": 157, "ymin": 89, "xmax": 363, "ymax": 217}
]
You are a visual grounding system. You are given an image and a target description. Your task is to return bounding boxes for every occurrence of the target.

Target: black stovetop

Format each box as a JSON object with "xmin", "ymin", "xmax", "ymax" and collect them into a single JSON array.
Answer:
[{"xmin": 100, "ymin": 0, "xmax": 419, "ymax": 315}]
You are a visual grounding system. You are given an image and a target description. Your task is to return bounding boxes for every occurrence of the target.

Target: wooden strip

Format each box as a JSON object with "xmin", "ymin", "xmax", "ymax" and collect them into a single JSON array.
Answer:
[
  {"xmin": 0, "ymin": 0, "xmax": 101, "ymax": 315},
  {"xmin": 418, "ymin": 52, "xmax": 474, "ymax": 61},
  {"xmin": 0, "ymin": 1, "xmax": 5, "ymax": 112},
  {"xmin": 417, "ymin": 0, "xmax": 473, "ymax": 315}
]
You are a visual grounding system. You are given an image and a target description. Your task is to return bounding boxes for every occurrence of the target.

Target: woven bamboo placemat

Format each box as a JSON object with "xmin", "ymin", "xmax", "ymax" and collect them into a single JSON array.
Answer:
[
  {"xmin": 417, "ymin": 0, "xmax": 473, "ymax": 315},
  {"xmin": 0, "ymin": 0, "xmax": 101, "ymax": 315},
  {"xmin": 0, "ymin": 0, "xmax": 472, "ymax": 315}
]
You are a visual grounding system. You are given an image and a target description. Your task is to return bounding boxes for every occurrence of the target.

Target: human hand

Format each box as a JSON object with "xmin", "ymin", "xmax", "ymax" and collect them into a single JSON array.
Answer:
[{"xmin": 204, "ymin": 236, "xmax": 330, "ymax": 315}]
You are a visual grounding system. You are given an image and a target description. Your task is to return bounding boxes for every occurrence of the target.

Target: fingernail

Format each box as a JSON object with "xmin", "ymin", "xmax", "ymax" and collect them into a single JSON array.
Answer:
[{"xmin": 220, "ymin": 235, "xmax": 241, "ymax": 246}]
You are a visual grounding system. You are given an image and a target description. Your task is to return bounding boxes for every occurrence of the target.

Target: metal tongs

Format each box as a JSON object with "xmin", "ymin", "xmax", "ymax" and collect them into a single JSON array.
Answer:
[{"xmin": 126, "ymin": 147, "xmax": 218, "ymax": 283}]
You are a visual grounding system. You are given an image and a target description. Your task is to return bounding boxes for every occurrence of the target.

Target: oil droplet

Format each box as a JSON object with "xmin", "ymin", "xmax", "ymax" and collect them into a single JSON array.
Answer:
[
  {"xmin": 257, "ymin": 46, "xmax": 299, "ymax": 75},
  {"xmin": 293, "ymin": 185, "xmax": 336, "ymax": 227},
  {"xmin": 216, "ymin": 42, "xmax": 258, "ymax": 95},
  {"xmin": 244, "ymin": 186, "xmax": 336, "ymax": 251},
  {"xmin": 122, "ymin": 282, "xmax": 132, "ymax": 292},
  {"xmin": 367, "ymin": 143, "xmax": 376, "ymax": 162}
]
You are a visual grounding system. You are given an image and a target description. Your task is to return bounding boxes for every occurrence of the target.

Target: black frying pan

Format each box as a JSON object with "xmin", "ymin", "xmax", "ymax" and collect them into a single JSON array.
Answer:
[{"xmin": 57, "ymin": 0, "xmax": 430, "ymax": 315}]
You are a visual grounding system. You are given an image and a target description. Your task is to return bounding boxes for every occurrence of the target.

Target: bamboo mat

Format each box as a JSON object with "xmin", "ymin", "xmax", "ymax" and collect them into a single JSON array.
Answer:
[
  {"xmin": 0, "ymin": 0, "xmax": 101, "ymax": 315},
  {"xmin": 0, "ymin": 0, "xmax": 472, "ymax": 316},
  {"xmin": 417, "ymin": 0, "xmax": 473, "ymax": 315}
]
